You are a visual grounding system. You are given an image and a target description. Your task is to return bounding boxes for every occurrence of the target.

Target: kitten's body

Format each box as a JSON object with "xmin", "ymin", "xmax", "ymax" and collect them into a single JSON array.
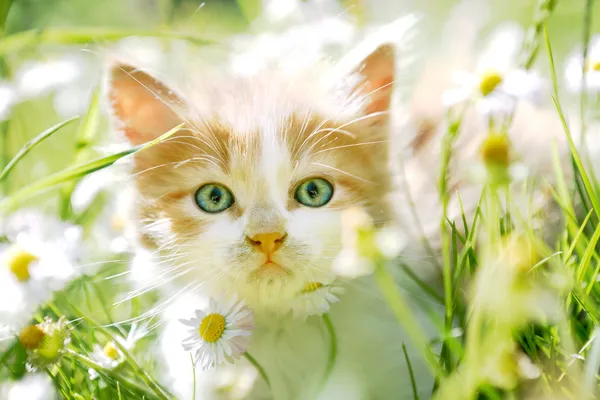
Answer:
[{"xmin": 107, "ymin": 19, "xmax": 570, "ymax": 400}]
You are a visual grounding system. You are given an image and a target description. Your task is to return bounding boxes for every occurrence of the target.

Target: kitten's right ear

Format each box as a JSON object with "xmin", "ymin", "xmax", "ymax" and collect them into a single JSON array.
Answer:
[{"xmin": 107, "ymin": 64, "xmax": 186, "ymax": 146}]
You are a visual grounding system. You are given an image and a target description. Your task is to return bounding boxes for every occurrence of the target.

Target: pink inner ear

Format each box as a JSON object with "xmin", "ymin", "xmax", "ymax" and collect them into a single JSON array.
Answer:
[
  {"xmin": 364, "ymin": 75, "xmax": 394, "ymax": 116},
  {"xmin": 352, "ymin": 44, "xmax": 395, "ymax": 124},
  {"xmin": 109, "ymin": 65, "xmax": 184, "ymax": 146}
]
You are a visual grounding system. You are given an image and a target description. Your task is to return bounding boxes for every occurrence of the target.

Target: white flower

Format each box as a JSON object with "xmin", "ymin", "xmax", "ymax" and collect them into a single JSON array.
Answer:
[
  {"xmin": 15, "ymin": 57, "xmax": 81, "ymax": 99},
  {"xmin": 1, "ymin": 209, "xmax": 83, "ymax": 261},
  {"xmin": 71, "ymin": 168, "xmax": 133, "ymax": 260},
  {"xmin": 0, "ymin": 240, "xmax": 74, "ymax": 331},
  {"xmin": 290, "ymin": 282, "xmax": 344, "ymax": 320},
  {"xmin": 333, "ymin": 247, "xmax": 375, "ymax": 279},
  {"xmin": 229, "ymin": 17, "xmax": 356, "ymax": 77},
  {"xmin": 374, "ymin": 226, "xmax": 406, "ymax": 259},
  {"xmin": 0, "ymin": 373, "xmax": 57, "ymax": 400},
  {"xmin": 565, "ymin": 35, "xmax": 600, "ymax": 92},
  {"xmin": 332, "ymin": 207, "xmax": 376, "ymax": 279},
  {"xmin": 0, "ymin": 82, "xmax": 16, "ymax": 121},
  {"xmin": 179, "ymin": 296, "xmax": 254, "ymax": 370},
  {"xmin": 88, "ymin": 322, "xmax": 149, "ymax": 378},
  {"xmin": 0, "ymin": 211, "xmax": 79, "ymax": 333},
  {"xmin": 442, "ymin": 23, "xmax": 543, "ymax": 118}
]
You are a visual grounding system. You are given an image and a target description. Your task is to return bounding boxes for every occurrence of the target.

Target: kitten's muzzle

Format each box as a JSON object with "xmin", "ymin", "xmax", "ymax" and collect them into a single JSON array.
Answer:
[{"xmin": 246, "ymin": 232, "xmax": 287, "ymax": 259}]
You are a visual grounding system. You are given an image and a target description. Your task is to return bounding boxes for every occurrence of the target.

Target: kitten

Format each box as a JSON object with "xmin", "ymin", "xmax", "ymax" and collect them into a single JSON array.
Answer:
[{"xmin": 106, "ymin": 24, "xmax": 440, "ymax": 398}]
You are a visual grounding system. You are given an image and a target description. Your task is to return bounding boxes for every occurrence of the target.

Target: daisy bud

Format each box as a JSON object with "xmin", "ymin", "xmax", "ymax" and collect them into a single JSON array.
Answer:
[
  {"xmin": 480, "ymin": 133, "xmax": 510, "ymax": 167},
  {"xmin": 26, "ymin": 316, "xmax": 70, "ymax": 368},
  {"xmin": 18, "ymin": 324, "xmax": 45, "ymax": 350},
  {"xmin": 479, "ymin": 133, "xmax": 512, "ymax": 185}
]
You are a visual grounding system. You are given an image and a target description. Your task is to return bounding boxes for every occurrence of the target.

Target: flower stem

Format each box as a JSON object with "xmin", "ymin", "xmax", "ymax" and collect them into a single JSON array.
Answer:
[
  {"xmin": 437, "ymin": 111, "xmax": 464, "ymax": 372},
  {"xmin": 190, "ymin": 353, "xmax": 197, "ymax": 400},
  {"xmin": 322, "ymin": 313, "xmax": 337, "ymax": 386},
  {"xmin": 68, "ymin": 305, "xmax": 172, "ymax": 400},
  {"xmin": 244, "ymin": 352, "xmax": 271, "ymax": 388}
]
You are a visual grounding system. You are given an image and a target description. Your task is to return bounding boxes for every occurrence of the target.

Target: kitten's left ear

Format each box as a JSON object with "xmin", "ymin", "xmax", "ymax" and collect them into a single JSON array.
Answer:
[
  {"xmin": 107, "ymin": 64, "xmax": 186, "ymax": 146},
  {"xmin": 340, "ymin": 43, "xmax": 395, "ymax": 126}
]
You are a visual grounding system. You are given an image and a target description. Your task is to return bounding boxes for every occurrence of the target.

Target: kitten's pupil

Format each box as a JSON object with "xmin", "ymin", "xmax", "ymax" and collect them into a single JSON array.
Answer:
[
  {"xmin": 307, "ymin": 182, "xmax": 319, "ymax": 199},
  {"xmin": 210, "ymin": 187, "xmax": 222, "ymax": 204}
]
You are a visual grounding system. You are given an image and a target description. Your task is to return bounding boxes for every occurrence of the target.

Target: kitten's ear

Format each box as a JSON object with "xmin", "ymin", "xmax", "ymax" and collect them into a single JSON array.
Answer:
[
  {"xmin": 107, "ymin": 64, "xmax": 186, "ymax": 145},
  {"xmin": 340, "ymin": 43, "xmax": 395, "ymax": 126}
]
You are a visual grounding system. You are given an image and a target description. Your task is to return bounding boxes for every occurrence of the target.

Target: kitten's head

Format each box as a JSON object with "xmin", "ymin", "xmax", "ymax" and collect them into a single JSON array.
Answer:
[{"xmin": 107, "ymin": 42, "xmax": 396, "ymax": 314}]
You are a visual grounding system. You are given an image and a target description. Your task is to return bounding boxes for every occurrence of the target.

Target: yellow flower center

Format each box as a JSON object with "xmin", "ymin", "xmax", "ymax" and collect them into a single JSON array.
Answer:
[
  {"xmin": 584, "ymin": 59, "xmax": 600, "ymax": 72},
  {"xmin": 110, "ymin": 215, "xmax": 125, "ymax": 233},
  {"xmin": 19, "ymin": 325, "xmax": 45, "ymax": 350},
  {"xmin": 5, "ymin": 245, "xmax": 38, "ymax": 282},
  {"xmin": 302, "ymin": 282, "xmax": 324, "ymax": 293},
  {"xmin": 199, "ymin": 313, "xmax": 226, "ymax": 343},
  {"xmin": 480, "ymin": 133, "xmax": 510, "ymax": 167},
  {"xmin": 103, "ymin": 342, "xmax": 120, "ymax": 360},
  {"xmin": 479, "ymin": 70, "xmax": 504, "ymax": 96}
]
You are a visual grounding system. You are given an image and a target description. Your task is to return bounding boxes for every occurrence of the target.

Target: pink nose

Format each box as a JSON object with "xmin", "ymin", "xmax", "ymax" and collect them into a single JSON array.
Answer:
[{"xmin": 247, "ymin": 232, "xmax": 287, "ymax": 257}]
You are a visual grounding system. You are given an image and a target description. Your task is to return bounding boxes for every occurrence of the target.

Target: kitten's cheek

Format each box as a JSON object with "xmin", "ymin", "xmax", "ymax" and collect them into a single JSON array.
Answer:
[{"xmin": 286, "ymin": 210, "xmax": 342, "ymax": 255}]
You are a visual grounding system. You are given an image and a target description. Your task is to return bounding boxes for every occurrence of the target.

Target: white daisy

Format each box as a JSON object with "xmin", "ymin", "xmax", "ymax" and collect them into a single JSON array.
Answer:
[
  {"xmin": 179, "ymin": 296, "xmax": 254, "ymax": 370},
  {"xmin": 71, "ymin": 168, "xmax": 134, "ymax": 261},
  {"xmin": 290, "ymin": 282, "xmax": 344, "ymax": 320},
  {"xmin": 565, "ymin": 35, "xmax": 600, "ymax": 92},
  {"xmin": 442, "ymin": 24, "xmax": 543, "ymax": 119},
  {"xmin": 0, "ymin": 82, "xmax": 16, "ymax": 121},
  {"xmin": 0, "ymin": 211, "xmax": 79, "ymax": 332},
  {"xmin": 88, "ymin": 322, "xmax": 149, "ymax": 378},
  {"xmin": 0, "ymin": 239, "xmax": 74, "ymax": 331},
  {"xmin": 0, "ymin": 373, "xmax": 57, "ymax": 400},
  {"xmin": 15, "ymin": 56, "xmax": 81, "ymax": 100},
  {"xmin": 332, "ymin": 207, "xmax": 376, "ymax": 279},
  {"xmin": 229, "ymin": 16, "xmax": 356, "ymax": 77}
]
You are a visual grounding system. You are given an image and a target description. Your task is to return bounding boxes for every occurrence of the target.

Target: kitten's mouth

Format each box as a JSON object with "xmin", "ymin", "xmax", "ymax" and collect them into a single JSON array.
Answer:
[{"xmin": 250, "ymin": 261, "xmax": 291, "ymax": 280}]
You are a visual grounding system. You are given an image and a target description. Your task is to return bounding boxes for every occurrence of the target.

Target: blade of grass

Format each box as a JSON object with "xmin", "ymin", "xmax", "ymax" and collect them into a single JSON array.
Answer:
[
  {"xmin": 399, "ymin": 263, "xmax": 444, "ymax": 305},
  {"xmin": 374, "ymin": 262, "xmax": 442, "ymax": 377},
  {"xmin": 0, "ymin": 123, "xmax": 183, "ymax": 212},
  {"xmin": 577, "ymin": 224, "xmax": 600, "ymax": 285},
  {"xmin": 583, "ymin": 328, "xmax": 600, "ymax": 398},
  {"xmin": 545, "ymin": 24, "xmax": 600, "ymax": 217},
  {"xmin": 0, "ymin": 28, "xmax": 214, "ymax": 57},
  {"xmin": 519, "ymin": 0, "xmax": 558, "ymax": 69},
  {"xmin": 0, "ymin": 116, "xmax": 79, "ymax": 182},
  {"xmin": 402, "ymin": 343, "xmax": 420, "ymax": 400},
  {"xmin": 0, "ymin": 0, "xmax": 12, "ymax": 32},
  {"xmin": 564, "ymin": 209, "xmax": 594, "ymax": 263}
]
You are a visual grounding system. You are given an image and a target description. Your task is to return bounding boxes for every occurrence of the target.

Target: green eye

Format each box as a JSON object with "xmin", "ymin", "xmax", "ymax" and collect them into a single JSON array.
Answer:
[
  {"xmin": 294, "ymin": 178, "xmax": 334, "ymax": 208},
  {"xmin": 194, "ymin": 183, "xmax": 235, "ymax": 213}
]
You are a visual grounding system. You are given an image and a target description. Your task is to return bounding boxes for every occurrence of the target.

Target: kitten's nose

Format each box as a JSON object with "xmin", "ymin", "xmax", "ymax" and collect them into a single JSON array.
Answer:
[{"xmin": 247, "ymin": 232, "xmax": 287, "ymax": 256}]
